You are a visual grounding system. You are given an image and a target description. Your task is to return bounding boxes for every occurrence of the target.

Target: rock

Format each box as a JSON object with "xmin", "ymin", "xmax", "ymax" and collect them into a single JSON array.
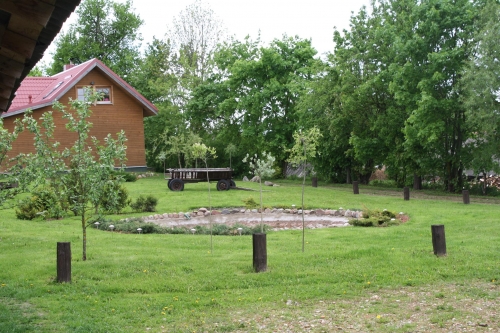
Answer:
[
  {"xmin": 332, "ymin": 210, "xmax": 340, "ymax": 216},
  {"xmin": 250, "ymin": 176, "xmax": 260, "ymax": 182},
  {"xmin": 344, "ymin": 210, "xmax": 352, "ymax": 217},
  {"xmin": 198, "ymin": 207, "xmax": 208, "ymax": 213},
  {"xmin": 315, "ymin": 209, "xmax": 325, "ymax": 216},
  {"xmin": 264, "ymin": 181, "xmax": 274, "ymax": 186},
  {"xmin": 251, "ymin": 209, "xmax": 258, "ymax": 213},
  {"xmin": 240, "ymin": 209, "xmax": 246, "ymax": 213},
  {"xmin": 284, "ymin": 209, "xmax": 291, "ymax": 214},
  {"xmin": 264, "ymin": 208, "xmax": 271, "ymax": 213},
  {"xmin": 211, "ymin": 210, "xmax": 221, "ymax": 215},
  {"xmin": 277, "ymin": 208, "xmax": 284, "ymax": 213},
  {"xmin": 173, "ymin": 213, "xmax": 179, "ymax": 218},
  {"xmin": 243, "ymin": 176, "xmax": 249, "ymax": 181},
  {"xmin": 273, "ymin": 184, "xmax": 280, "ymax": 187},
  {"xmin": 204, "ymin": 211, "xmax": 211, "ymax": 216},
  {"xmin": 221, "ymin": 209, "xmax": 230, "ymax": 214},
  {"xmin": 304, "ymin": 210, "xmax": 311, "ymax": 214},
  {"xmin": 231, "ymin": 209, "xmax": 240, "ymax": 214}
]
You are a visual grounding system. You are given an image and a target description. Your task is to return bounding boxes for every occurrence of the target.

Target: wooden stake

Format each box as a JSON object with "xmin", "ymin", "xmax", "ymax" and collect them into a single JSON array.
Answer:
[
  {"xmin": 353, "ymin": 181, "xmax": 359, "ymax": 194},
  {"xmin": 57, "ymin": 242, "xmax": 71, "ymax": 283},
  {"xmin": 431, "ymin": 225, "xmax": 447, "ymax": 257},
  {"xmin": 252, "ymin": 233, "xmax": 267, "ymax": 272},
  {"xmin": 462, "ymin": 190, "xmax": 470, "ymax": 204},
  {"xmin": 404, "ymin": 187, "xmax": 410, "ymax": 201}
]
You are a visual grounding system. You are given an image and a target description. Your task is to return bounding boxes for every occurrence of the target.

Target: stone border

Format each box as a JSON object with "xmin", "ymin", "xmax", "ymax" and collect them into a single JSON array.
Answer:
[{"xmin": 133, "ymin": 207, "xmax": 363, "ymax": 222}]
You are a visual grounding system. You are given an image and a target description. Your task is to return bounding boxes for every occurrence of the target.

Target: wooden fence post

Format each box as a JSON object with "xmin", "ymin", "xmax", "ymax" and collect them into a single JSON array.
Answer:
[
  {"xmin": 252, "ymin": 233, "xmax": 267, "ymax": 272},
  {"xmin": 431, "ymin": 225, "xmax": 447, "ymax": 257},
  {"xmin": 462, "ymin": 190, "xmax": 470, "ymax": 204},
  {"xmin": 57, "ymin": 242, "xmax": 71, "ymax": 283},
  {"xmin": 403, "ymin": 187, "xmax": 410, "ymax": 201},
  {"xmin": 312, "ymin": 177, "xmax": 318, "ymax": 188},
  {"xmin": 353, "ymin": 181, "xmax": 359, "ymax": 194}
]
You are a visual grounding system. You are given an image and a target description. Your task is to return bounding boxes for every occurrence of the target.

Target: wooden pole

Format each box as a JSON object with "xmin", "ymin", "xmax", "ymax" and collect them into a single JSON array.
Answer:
[
  {"xmin": 462, "ymin": 190, "xmax": 470, "ymax": 204},
  {"xmin": 57, "ymin": 242, "xmax": 71, "ymax": 283},
  {"xmin": 252, "ymin": 233, "xmax": 267, "ymax": 272},
  {"xmin": 403, "ymin": 187, "xmax": 410, "ymax": 201},
  {"xmin": 311, "ymin": 177, "xmax": 318, "ymax": 188},
  {"xmin": 353, "ymin": 181, "xmax": 359, "ymax": 194},
  {"xmin": 431, "ymin": 225, "xmax": 447, "ymax": 256}
]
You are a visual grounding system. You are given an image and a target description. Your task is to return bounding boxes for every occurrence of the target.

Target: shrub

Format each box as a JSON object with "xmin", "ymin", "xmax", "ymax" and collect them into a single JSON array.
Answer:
[
  {"xmin": 99, "ymin": 182, "xmax": 130, "ymax": 214},
  {"xmin": 350, "ymin": 208, "xmax": 400, "ymax": 227},
  {"xmin": 242, "ymin": 197, "xmax": 259, "ymax": 209},
  {"xmin": 15, "ymin": 187, "xmax": 66, "ymax": 220},
  {"xmin": 112, "ymin": 170, "xmax": 137, "ymax": 182},
  {"xmin": 131, "ymin": 195, "xmax": 158, "ymax": 212}
]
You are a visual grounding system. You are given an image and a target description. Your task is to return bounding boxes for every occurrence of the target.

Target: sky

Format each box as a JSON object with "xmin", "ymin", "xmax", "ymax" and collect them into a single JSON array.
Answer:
[{"xmin": 40, "ymin": 0, "xmax": 371, "ymax": 65}]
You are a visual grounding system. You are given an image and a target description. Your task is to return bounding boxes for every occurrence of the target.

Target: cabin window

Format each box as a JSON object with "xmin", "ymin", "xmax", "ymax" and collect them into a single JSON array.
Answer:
[
  {"xmin": 96, "ymin": 86, "xmax": 112, "ymax": 104},
  {"xmin": 76, "ymin": 85, "xmax": 113, "ymax": 104}
]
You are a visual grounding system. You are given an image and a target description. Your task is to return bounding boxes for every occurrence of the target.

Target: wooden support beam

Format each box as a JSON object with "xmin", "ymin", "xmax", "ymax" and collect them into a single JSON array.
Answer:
[
  {"xmin": 0, "ymin": 55, "xmax": 25, "ymax": 78},
  {"xmin": 0, "ymin": 0, "xmax": 55, "ymax": 28}
]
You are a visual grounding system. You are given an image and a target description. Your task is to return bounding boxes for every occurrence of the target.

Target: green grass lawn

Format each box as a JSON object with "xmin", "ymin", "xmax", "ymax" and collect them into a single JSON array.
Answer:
[{"xmin": 1, "ymin": 175, "xmax": 499, "ymax": 332}]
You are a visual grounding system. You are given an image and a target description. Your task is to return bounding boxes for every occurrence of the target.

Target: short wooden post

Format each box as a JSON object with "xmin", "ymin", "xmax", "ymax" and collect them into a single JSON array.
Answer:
[
  {"xmin": 403, "ymin": 187, "xmax": 410, "ymax": 201},
  {"xmin": 462, "ymin": 190, "xmax": 470, "ymax": 204},
  {"xmin": 252, "ymin": 233, "xmax": 267, "ymax": 272},
  {"xmin": 312, "ymin": 177, "xmax": 318, "ymax": 188},
  {"xmin": 57, "ymin": 242, "xmax": 71, "ymax": 283},
  {"xmin": 353, "ymin": 181, "xmax": 359, "ymax": 194},
  {"xmin": 431, "ymin": 225, "xmax": 447, "ymax": 257}
]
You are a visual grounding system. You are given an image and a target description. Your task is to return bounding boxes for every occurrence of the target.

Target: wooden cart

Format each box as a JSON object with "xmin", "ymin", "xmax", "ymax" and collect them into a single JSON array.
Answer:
[{"xmin": 166, "ymin": 168, "xmax": 235, "ymax": 191}]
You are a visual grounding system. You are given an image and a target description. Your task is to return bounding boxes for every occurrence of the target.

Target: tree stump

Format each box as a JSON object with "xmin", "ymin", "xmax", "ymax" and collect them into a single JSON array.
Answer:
[
  {"xmin": 404, "ymin": 187, "xmax": 410, "ymax": 201},
  {"xmin": 312, "ymin": 177, "xmax": 318, "ymax": 188},
  {"xmin": 353, "ymin": 181, "xmax": 359, "ymax": 194},
  {"xmin": 431, "ymin": 225, "xmax": 447, "ymax": 256},
  {"xmin": 462, "ymin": 190, "xmax": 470, "ymax": 204},
  {"xmin": 252, "ymin": 233, "xmax": 267, "ymax": 272},
  {"xmin": 57, "ymin": 242, "xmax": 71, "ymax": 283}
]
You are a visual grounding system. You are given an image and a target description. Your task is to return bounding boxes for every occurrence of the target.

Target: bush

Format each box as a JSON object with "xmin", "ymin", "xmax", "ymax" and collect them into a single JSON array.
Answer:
[
  {"xmin": 349, "ymin": 208, "xmax": 400, "ymax": 227},
  {"xmin": 15, "ymin": 187, "xmax": 66, "ymax": 220},
  {"xmin": 99, "ymin": 182, "xmax": 130, "ymax": 214},
  {"xmin": 369, "ymin": 179, "xmax": 398, "ymax": 188},
  {"xmin": 131, "ymin": 195, "xmax": 158, "ymax": 212},
  {"xmin": 242, "ymin": 197, "xmax": 259, "ymax": 209},
  {"xmin": 111, "ymin": 170, "xmax": 137, "ymax": 182}
]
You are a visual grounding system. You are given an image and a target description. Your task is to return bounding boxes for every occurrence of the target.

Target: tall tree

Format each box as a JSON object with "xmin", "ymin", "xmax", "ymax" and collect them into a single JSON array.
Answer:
[
  {"xmin": 48, "ymin": 0, "xmax": 143, "ymax": 78},
  {"xmin": 461, "ymin": 1, "xmax": 500, "ymax": 180},
  {"xmin": 188, "ymin": 35, "xmax": 318, "ymax": 174},
  {"xmin": 397, "ymin": 0, "xmax": 476, "ymax": 192}
]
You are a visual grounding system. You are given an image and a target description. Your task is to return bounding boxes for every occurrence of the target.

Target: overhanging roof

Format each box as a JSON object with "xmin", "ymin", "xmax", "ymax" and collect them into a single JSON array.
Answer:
[{"xmin": 0, "ymin": 0, "xmax": 82, "ymax": 113}]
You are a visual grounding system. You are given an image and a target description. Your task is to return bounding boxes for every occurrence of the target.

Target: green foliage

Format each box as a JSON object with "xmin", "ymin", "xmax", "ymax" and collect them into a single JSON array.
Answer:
[
  {"xmin": 369, "ymin": 179, "xmax": 398, "ymax": 188},
  {"xmin": 15, "ymin": 187, "xmax": 66, "ymax": 220},
  {"xmin": 350, "ymin": 208, "xmax": 400, "ymax": 227},
  {"xmin": 48, "ymin": 0, "xmax": 143, "ymax": 78},
  {"xmin": 99, "ymin": 182, "xmax": 130, "ymax": 214},
  {"xmin": 111, "ymin": 170, "xmax": 137, "ymax": 182},
  {"xmin": 242, "ymin": 196, "xmax": 258, "ymax": 209},
  {"xmin": 130, "ymin": 195, "xmax": 158, "ymax": 213}
]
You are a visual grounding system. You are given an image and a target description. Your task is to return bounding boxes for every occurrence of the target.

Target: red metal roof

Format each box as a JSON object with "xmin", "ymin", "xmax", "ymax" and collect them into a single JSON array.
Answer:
[{"xmin": 2, "ymin": 58, "xmax": 158, "ymax": 118}]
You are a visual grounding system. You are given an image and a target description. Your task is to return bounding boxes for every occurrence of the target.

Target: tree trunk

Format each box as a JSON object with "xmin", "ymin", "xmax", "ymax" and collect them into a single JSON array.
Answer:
[
  {"xmin": 82, "ymin": 213, "xmax": 87, "ymax": 261},
  {"xmin": 346, "ymin": 168, "xmax": 351, "ymax": 184}
]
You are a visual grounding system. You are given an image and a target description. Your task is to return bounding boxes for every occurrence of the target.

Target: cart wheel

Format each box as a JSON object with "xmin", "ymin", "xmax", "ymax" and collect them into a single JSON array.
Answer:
[
  {"xmin": 229, "ymin": 180, "xmax": 236, "ymax": 188},
  {"xmin": 217, "ymin": 179, "xmax": 230, "ymax": 191},
  {"xmin": 167, "ymin": 179, "xmax": 173, "ymax": 190},
  {"xmin": 170, "ymin": 179, "xmax": 184, "ymax": 191}
]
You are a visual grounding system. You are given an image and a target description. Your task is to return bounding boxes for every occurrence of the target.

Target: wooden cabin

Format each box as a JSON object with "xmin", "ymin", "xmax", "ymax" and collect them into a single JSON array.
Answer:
[{"xmin": 1, "ymin": 58, "xmax": 158, "ymax": 171}]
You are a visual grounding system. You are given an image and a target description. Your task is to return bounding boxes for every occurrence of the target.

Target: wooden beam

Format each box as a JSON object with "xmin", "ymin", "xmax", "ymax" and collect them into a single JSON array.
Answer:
[
  {"xmin": 0, "ymin": 0, "xmax": 55, "ymax": 28},
  {"xmin": 2, "ymin": 30, "xmax": 36, "ymax": 59},
  {"xmin": 8, "ymin": 15, "xmax": 44, "ymax": 40},
  {"xmin": 0, "ymin": 55, "xmax": 24, "ymax": 78}
]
